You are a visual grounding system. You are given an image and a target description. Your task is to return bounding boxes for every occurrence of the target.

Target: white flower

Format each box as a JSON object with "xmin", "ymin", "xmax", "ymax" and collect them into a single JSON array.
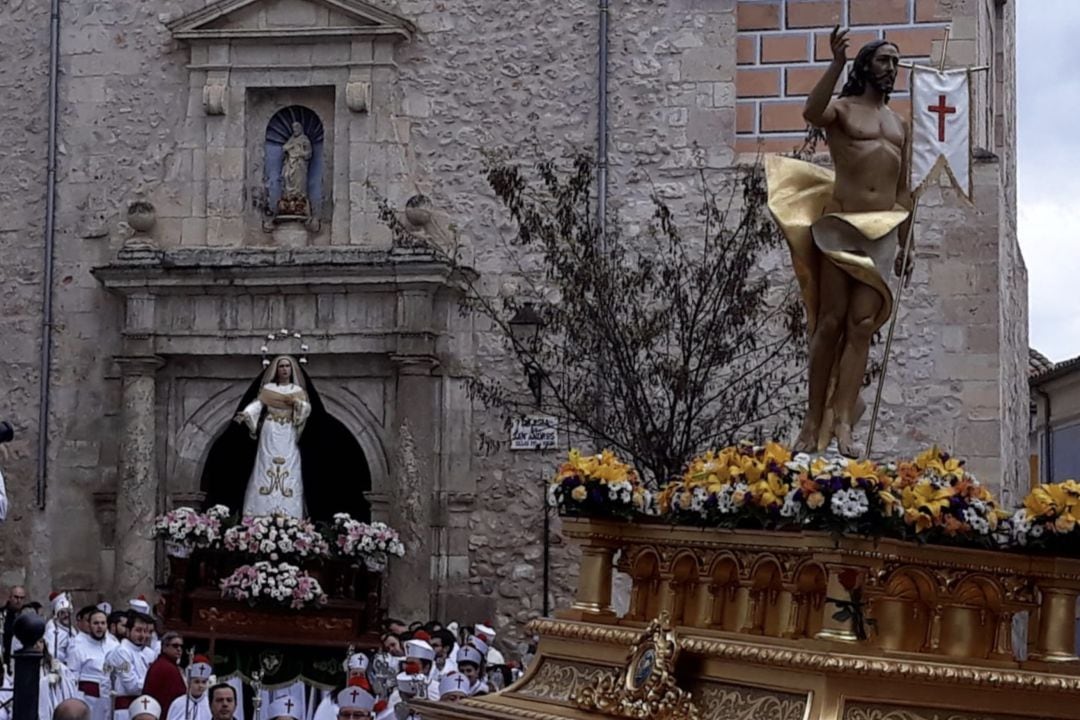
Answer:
[
  {"xmin": 831, "ymin": 488, "xmax": 869, "ymax": 519},
  {"xmin": 780, "ymin": 488, "xmax": 801, "ymax": 518}
]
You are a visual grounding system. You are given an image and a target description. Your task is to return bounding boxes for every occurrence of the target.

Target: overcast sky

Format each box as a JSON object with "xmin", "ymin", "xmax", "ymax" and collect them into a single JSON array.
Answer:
[{"xmin": 1018, "ymin": 1, "xmax": 1080, "ymax": 362}]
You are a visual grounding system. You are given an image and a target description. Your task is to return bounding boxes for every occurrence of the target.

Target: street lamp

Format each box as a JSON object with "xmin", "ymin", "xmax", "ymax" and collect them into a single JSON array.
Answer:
[
  {"xmin": 509, "ymin": 302, "xmax": 544, "ymax": 407},
  {"xmin": 509, "ymin": 301, "xmax": 552, "ymax": 617}
]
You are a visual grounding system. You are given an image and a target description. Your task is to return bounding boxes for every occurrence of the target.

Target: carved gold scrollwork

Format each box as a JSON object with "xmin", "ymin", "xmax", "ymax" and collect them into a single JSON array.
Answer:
[
  {"xmin": 844, "ymin": 701, "xmax": 1027, "ymax": 720},
  {"xmin": 515, "ymin": 660, "xmax": 616, "ymax": 704},
  {"xmin": 572, "ymin": 611, "xmax": 700, "ymax": 719},
  {"xmin": 694, "ymin": 682, "xmax": 807, "ymax": 720}
]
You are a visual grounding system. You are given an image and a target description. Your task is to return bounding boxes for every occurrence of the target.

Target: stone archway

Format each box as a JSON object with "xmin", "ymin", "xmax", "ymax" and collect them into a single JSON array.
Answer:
[
  {"xmin": 199, "ymin": 406, "xmax": 371, "ymax": 522},
  {"xmin": 168, "ymin": 376, "xmax": 391, "ymax": 520}
]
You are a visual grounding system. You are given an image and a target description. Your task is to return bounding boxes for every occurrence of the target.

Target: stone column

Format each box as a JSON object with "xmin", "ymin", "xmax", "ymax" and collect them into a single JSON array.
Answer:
[
  {"xmin": 113, "ymin": 356, "xmax": 164, "ymax": 601},
  {"xmin": 388, "ymin": 354, "xmax": 440, "ymax": 621}
]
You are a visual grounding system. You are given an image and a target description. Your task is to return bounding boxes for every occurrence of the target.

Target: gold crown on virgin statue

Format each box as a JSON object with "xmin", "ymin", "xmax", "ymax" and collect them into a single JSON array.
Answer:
[{"xmin": 260, "ymin": 328, "xmax": 309, "ymax": 368}]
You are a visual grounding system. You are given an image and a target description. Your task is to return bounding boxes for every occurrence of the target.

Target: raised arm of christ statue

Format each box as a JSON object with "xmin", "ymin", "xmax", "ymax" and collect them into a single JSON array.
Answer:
[{"xmin": 765, "ymin": 28, "xmax": 913, "ymax": 457}]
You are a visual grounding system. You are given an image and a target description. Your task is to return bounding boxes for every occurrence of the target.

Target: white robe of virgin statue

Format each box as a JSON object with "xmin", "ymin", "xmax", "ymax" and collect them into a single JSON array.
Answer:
[{"xmin": 237, "ymin": 381, "xmax": 311, "ymax": 518}]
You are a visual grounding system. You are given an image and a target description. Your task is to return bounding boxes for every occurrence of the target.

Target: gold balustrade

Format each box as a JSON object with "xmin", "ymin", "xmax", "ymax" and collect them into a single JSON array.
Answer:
[{"xmin": 419, "ymin": 518, "xmax": 1080, "ymax": 720}]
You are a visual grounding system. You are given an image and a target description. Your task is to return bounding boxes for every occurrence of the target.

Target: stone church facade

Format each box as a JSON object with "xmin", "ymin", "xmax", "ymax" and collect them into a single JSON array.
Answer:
[{"xmin": 0, "ymin": 0, "xmax": 1024, "ymax": 649}]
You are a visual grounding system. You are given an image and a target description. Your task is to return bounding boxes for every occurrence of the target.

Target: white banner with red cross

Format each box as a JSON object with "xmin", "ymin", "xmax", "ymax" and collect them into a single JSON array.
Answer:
[{"xmin": 910, "ymin": 66, "xmax": 972, "ymax": 201}]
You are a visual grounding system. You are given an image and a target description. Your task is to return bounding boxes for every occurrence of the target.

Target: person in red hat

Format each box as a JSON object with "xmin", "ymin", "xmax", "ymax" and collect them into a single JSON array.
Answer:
[{"xmin": 142, "ymin": 632, "xmax": 187, "ymax": 717}]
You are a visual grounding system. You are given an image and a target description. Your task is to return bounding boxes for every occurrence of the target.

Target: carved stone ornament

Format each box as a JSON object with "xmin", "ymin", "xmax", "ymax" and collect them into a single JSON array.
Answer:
[
  {"xmin": 573, "ymin": 611, "xmax": 700, "ymax": 719},
  {"xmin": 345, "ymin": 81, "xmax": 371, "ymax": 113},
  {"xmin": 203, "ymin": 82, "xmax": 226, "ymax": 115}
]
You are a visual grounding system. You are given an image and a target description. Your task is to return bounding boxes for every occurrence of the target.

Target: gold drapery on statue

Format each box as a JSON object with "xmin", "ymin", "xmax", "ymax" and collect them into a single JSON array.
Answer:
[{"xmin": 764, "ymin": 154, "xmax": 909, "ymax": 336}]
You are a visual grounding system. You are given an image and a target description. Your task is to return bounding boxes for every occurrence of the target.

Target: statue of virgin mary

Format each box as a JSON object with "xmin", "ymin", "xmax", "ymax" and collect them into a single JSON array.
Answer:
[
  {"xmin": 203, "ymin": 355, "xmax": 369, "ymax": 522},
  {"xmin": 234, "ymin": 355, "xmax": 310, "ymax": 518}
]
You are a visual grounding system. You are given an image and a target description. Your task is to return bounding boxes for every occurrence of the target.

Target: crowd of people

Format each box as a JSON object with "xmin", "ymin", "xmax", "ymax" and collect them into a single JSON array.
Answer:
[{"xmin": 0, "ymin": 587, "xmax": 528, "ymax": 720}]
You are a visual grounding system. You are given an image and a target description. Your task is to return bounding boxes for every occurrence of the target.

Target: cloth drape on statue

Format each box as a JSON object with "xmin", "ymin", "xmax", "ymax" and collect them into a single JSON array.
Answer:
[
  {"xmin": 764, "ymin": 154, "xmax": 909, "ymax": 336},
  {"xmin": 237, "ymin": 380, "xmax": 311, "ymax": 518}
]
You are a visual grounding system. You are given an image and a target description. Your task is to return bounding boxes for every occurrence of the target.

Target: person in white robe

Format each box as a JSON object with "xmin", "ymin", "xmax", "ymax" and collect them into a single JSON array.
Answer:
[
  {"xmin": 37, "ymin": 640, "xmax": 79, "ymax": 720},
  {"xmin": 267, "ymin": 695, "xmax": 303, "ymax": 720},
  {"xmin": 126, "ymin": 598, "xmax": 161, "ymax": 657},
  {"xmin": 0, "ymin": 665, "xmax": 12, "ymax": 720},
  {"xmin": 258, "ymin": 682, "xmax": 306, "ymax": 720},
  {"xmin": 45, "ymin": 593, "xmax": 76, "ymax": 667},
  {"xmin": 333, "ymin": 681, "xmax": 376, "ymax": 720},
  {"xmin": 235, "ymin": 356, "xmax": 311, "ymax": 519},
  {"xmin": 104, "ymin": 615, "xmax": 154, "ymax": 720},
  {"xmin": 129, "ymin": 695, "xmax": 161, "ymax": 720},
  {"xmin": 402, "ymin": 641, "xmax": 439, "ymax": 702},
  {"xmin": 452, "ymin": 648, "xmax": 488, "ymax": 697},
  {"xmin": 69, "ymin": 609, "xmax": 115, "ymax": 720},
  {"xmin": 165, "ymin": 656, "xmax": 213, "ymax": 720},
  {"xmin": 311, "ymin": 653, "xmax": 369, "ymax": 720},
  {"xmin": 435, "ymin": 675, "xmax": 468, "ymax": 703},
  {"xmin": 472, "ymin": 624, "xmax": 505, "ymax": 667}
]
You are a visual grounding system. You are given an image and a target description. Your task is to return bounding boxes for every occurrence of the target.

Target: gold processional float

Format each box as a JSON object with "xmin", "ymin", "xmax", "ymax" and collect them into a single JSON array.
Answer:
[{"xmin": 416, "ymin": 446, "xmax": 1080, "ymax": 720}]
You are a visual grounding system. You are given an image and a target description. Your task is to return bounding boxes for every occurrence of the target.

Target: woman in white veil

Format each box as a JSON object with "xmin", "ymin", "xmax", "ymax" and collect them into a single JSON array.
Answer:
[{"xmin": 235, "ymin": 355, "xmax": 311, "ymax": 517}]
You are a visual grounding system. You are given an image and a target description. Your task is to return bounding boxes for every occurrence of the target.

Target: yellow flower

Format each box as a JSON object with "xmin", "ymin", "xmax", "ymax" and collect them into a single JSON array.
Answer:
[
  {"xmin": 762, "ymin": 441, "xmax": 792, "ymax": 467},
  {"xmin": 570, "ymin": 486, "xmax": 587, "ymax": 502},
  {"xmin": 843, "ymin": 459, "xmax": 879, "ymax": 487},
  {"xmin": 1024, "ymin": 482, "xmax": 1080, "ymax": 519},
  {"xmin": 730, "ymin": 455, "xmax": 763, "ymax": 486},
  {"xmin": 879, "ymin": 489, "xmax": 900, "ymax": 517},
  {"xmin": 1054, "ymin": 514, "xmax": 1077, "ymax": 534},
  {"xmin": 806, "ymin": 491, "xmax": 825, "ymax": 509},
  {"xmin": 751, "ymin": 472, "xmax": 789, "ymax": 508},
  {"xmin": 904, "ymin": 507, "xmax": 935, "ymax": 533},
  {"xmin": 914, "ymin": 446, "xmax": 965, "ymax": 479}
]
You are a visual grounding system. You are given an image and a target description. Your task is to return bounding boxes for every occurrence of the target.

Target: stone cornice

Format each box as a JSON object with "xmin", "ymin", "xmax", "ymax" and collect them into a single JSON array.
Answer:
[
  {"xmin": 92, "ymin": 247, "xmax": 469, "ymax": 296},
  {"xmin": 167, "ymin": 0, "xmax": 414, "ymax": 42}
]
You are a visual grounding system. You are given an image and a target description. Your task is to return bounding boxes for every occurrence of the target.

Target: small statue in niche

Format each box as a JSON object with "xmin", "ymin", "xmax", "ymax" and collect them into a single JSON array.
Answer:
[{"xmin": 278, "ymin": 121, "xmax": 312, "ymax": 217}]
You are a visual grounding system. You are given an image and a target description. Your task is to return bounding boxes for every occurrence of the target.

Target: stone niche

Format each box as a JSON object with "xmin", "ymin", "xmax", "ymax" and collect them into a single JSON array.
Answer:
[
  {"xmin": 167, "ymin": 0, "xmax": 414, "ymax": 248},
  {"xmin": 245, "ymin": 86, "xmax": 336, "ymax": 244}
]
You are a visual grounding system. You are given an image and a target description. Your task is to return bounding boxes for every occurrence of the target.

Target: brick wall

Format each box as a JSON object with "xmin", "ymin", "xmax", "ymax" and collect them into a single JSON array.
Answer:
[{"xmin": 736, "ymin": 0, "xmax": 951, "ymax": 152}]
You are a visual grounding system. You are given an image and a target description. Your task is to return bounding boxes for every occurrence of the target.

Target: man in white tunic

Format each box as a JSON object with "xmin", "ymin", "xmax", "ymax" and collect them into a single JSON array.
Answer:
[
  {"xmin": 127, "ymin": 598, "xmax": 161, "ymax": 658},
  {"xmin": 37, "ymin": 638, "xmax": 79, "ymax": 720},
  {"xmin": 69, "ymin": 609, "xmax": 115, "ymax": 720},
  {"xmin": 312, "ymin": 653, "xmax": 369, "ymax": 720},
  {"xmin": 165, "ymin": 656, "xmax": 213, "ymax": 720},
  {"xmin": 45, "ymin": 592, "xmax": 76, "ymax": 666},
  {"xmin": 105, "ymin": 613, "xmax": 155, "ymax": 720},
  {"xmin": 235, "ymin": 356, "xmax": 311, "ymax": 518}
]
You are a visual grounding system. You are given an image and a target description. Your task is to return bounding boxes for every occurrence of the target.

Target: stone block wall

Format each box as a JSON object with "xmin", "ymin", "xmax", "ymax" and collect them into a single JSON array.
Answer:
[{"xmin": 0, "ymin": 0, "xmax": 1025, "ymax": 658}]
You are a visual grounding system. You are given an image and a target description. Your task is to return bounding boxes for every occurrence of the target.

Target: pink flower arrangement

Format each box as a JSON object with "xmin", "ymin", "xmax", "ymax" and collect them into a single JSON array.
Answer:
[
  {"xmin": 222, "ymin": 514, "xmax": 329, "ymax": 561},
  {"xmin": 330, "ymin": 514, "xmax": 406, "ymax": 572},
  {"xmin": 219, "ymin": 561, "xmax": 327, "ymax": 609},
  {"xmin": 153, "ymin": 505, "xmax": 230, "ymax": 555}
]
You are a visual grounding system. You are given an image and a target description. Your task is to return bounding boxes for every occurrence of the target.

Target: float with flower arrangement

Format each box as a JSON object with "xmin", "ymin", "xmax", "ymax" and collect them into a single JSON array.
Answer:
[
  {"xmin": 418, "ymin": 443, "xmax": 1080, "ymax": 720},
  {"xmin": 155, "ymin": 507, "xmax": 405, "ymax": 649}
]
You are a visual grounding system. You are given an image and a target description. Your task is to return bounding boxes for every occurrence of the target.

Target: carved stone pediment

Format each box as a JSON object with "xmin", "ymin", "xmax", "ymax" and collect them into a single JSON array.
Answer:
[{"xmin": 167, "ymin": 0, "xmax": 414, "ymax": 42}]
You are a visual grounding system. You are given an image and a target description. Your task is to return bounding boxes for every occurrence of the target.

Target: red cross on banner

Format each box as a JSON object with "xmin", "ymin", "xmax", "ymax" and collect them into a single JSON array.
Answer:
[
  {"xmin": 927, "ymin": 94, "xmax": 956, "ymax": 142},
  {"xmin": 910, "ymin": 67, "xmax": 972, "ymax": 200}
]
